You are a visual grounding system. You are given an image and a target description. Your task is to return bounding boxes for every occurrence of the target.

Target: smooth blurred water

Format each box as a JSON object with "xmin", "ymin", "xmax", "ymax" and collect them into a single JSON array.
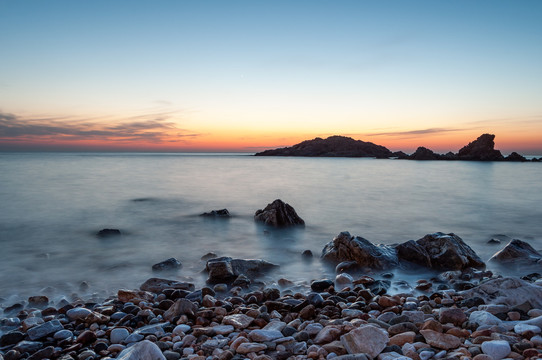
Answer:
[{"xmin": 0, "ymin": 152, "xmax": 541, "ymax": 303}]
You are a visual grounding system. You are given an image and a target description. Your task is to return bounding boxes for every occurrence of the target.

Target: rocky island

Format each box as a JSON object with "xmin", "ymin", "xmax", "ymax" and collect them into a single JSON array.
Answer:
[{"xmin": 255, "ymin": 134, "xmax": 541, "ymax": 162}]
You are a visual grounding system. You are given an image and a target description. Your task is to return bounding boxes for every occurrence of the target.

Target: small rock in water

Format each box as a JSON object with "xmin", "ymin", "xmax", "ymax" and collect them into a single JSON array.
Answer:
[
  {"xmin": 254, "ymin": 199, "xmax": 305, "ymax": 227},
  {"xmin": 302, "ymin": 249, "xmax": 313, "ymax": 258},
  {"xmin": 152, "ymin": 258, "xmax": 182, "ymax": 271},
  {"xmin": 200, "ymin": 209, "xmax": 231, "ymax": 217},
  {"xmin": 96, "ymin": 228, "xmax": 121, "ymax": 237},
  {"xmin": 487, "ymin": 238, "xmax": 501, "ymax": 244},
  {"xmin": 28, "ymin": 295, "xmax": 49, "ymax": 308}
]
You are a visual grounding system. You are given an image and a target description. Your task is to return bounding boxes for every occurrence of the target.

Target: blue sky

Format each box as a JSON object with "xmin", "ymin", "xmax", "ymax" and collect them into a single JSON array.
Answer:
[{"xmin": 1, "ymin": 1, "xmax": 541, "ymax": 152}]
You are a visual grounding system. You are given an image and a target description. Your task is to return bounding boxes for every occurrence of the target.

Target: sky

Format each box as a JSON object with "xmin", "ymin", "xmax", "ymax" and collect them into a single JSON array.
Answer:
[{"xmin": 1, "ymin": 0, "xmax": 541, "ymax": 154}]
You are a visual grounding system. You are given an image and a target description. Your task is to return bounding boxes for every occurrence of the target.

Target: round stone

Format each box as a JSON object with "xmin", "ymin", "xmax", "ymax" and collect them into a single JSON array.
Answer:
[
  {"xmin": 110, "ymin": 328, "xmax": 130, "ymax": 344},
  {"xmin": 481, "ymin": 340, "xmax": 511, "ymax": 360}
]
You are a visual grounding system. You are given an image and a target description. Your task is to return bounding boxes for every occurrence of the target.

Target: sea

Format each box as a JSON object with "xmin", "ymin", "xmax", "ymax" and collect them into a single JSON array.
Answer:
[{"xmin": 1, "ymin": 152, "xmax": 541, "ymax": 306}]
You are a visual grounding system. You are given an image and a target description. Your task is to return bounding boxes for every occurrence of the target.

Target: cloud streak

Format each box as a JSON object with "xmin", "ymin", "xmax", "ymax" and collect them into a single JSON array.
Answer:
[
  {"xmin": 363, "ymin": 127, "xmax": 466, "ymax": 139},
  {"xmin": 0, "ymin": 111, "xmax": 200, "ymax": 145}
]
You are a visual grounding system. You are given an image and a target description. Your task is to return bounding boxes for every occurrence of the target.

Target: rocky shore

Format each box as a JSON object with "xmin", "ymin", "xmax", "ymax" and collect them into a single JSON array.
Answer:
[{"xmin": 2, "ymin": 233, "xmax": 542, "ymax": 360}]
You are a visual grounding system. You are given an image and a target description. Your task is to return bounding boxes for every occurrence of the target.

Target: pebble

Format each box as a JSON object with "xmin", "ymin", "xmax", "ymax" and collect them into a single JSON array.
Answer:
[
  {"xmin": 481, "ymin": 340, "xmax": 511, "ymax": 360},
  {"xmin": 110, "ymin": 327, "xmax": 130, "ymax": 343}
]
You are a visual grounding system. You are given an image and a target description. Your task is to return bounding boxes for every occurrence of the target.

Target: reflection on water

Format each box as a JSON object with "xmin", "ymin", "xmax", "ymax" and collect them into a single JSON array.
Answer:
[{"xmin": 0, "ymin": 153, "xmax": 541, "ymax": 303}]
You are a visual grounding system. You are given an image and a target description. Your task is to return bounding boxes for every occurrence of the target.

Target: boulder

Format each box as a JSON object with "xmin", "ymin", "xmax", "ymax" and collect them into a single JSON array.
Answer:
[
  {"xmin": 200, "ymin": 209, "xmax": 231, "ymax": 217},
  {"xmin": 152, "ymin": 258, "xmax": 182, "ymax": 271},
  {"xmin": 394, "ymin": 240, "xmax": 431, "ymax": 268},
  {"xmin": 321, "ymin": 232, "xmax": 398, "ymax": 270},
  {"xmin": 96, "ymin": 228, "xmax": 121, "ymax": 238},
  {"xmin": 488, "ymin": 239, "xmax": 542, "ymax": 264},
  {"xmin": 457, "ymin": 134, "xmax": 504, "ymax": 161},
  {"xmin": 205, "ymin": 257, "xmax": 278, "ymax": 284},
  {"xmin": 410, "ymin": 232, "xmax": 484, "ymax": 270},
  {"xmin": 460, "ymin": 277, "xmax": 542, "ymax": 309},
  {"xmin": 254, "ymin": 199, "xmax": 305, "ymax": 227},
  {"xmin": 139, "ymin": 278, "xmax": 195, "ymax": 293}
]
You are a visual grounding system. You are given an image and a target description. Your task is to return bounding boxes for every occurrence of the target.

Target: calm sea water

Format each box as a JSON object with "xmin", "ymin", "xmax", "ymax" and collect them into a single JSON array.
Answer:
[{"xmin": 1, "ymin": 153, "xmax": 541, "ymax": 304}]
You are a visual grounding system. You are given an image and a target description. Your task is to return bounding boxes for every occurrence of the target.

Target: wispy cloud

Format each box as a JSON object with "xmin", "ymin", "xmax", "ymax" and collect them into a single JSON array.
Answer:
[
  {"xmin": 363, "ymin": 127, "xmax": 466, "ymax": 139},
  {"xmin": 0, "ymin": 110, "xmax": 200, "ymax": 144}
]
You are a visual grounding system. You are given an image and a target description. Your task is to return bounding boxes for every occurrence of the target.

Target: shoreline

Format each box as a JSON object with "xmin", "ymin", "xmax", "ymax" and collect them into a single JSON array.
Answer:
[{"xmin": 1, "ymin": 265, "xmax": 542, "ymax": 360}]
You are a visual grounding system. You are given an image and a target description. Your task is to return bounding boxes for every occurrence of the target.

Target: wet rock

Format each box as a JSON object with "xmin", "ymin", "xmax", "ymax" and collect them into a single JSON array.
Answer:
[
  {"xmin": 460, "ymin": 277, "xmax": 542, "ymax": 309},
  {"xmin": 341, "ymin": 325, "xmax": 389, "ymax": 358},
  {"xmin": 139, "ymin": 277, "xmax": 195, "ymax": 293},
  {"xmin": 408, "ymin": 232, "xmax": 485, "ymax": 270},
  {"xmin": 394, "ymin": 240, "xmax": 431, "ymax": 268},
  {"xmin": 254, "ymin": 199, "xmax": 305, "ymax": 227},
  {"xmin": 117, "ymin": 289, "xmax": 154, "ymax": 303},
  {"xmin": 117, "ymin": 339, "xmax": 166, "ymax": 360},
  {"xmin": 164, "ymin": 298, "xmax": 198, "ymax": 321},
  {"xmin": 200, "ymin": 209, "xmax": 231, "ymax": 217},
  {"xmin": 0, "ymin": 331, "xmax": 25, "ymax": 346},
  {"xmin": 205, "ymin": 257, "xmax": 278, "ymax": 284},
  {"xmin": 236, "ymin": 342, "xmax": 267, "ymax": 354},
  {"xmin": 311, "ymin": 279, "xmax": 333, "ymax": 292},
  {"xmin": 223, "ymin": 314, "xmax": 254, "ymax": 329},
  {"xmin": 14, "ymin": 340, "xmax": 44, "ymax": 354},
  {"xmin": 489, "ymin": 239, "xmax": 542, "ymax": 264},
  {"xmin": 28, "ymin": 295, "xmax": 49, "ymax": 308},
  {"xmin": 110, "ymin": 327, "xmax": 130, "ymax": 344},
  {"xmin": 27, "ymin": 346, "xmax": 54, "ymax": 360},
  {"xmin": 457, "ymin": 134, "xmax": 504, "ymax": 161},
  {"xmin": 96, "ymin": 228, "xmax": 121, "ymax": 237},
  {"xmin": 66, "ymin": 307, "xmax": 92, "ymax": 321},
  {"xmin": 249, "ymin": 329, "xmax": 283, "ymax": 342},
  {"xmin": 27, "ymin": 319, "xmax": 64, "ymax": 340},
  {"xmin": 152, "ymin": 258, "xmax": 182, "ymax": 271},
  {"xmin": 439, "ymin": 308, "xmax": 467, "ymax": 326},
  {"xmin": 321, "ymin": 231, "xmax": 398, "ymax": 269}
]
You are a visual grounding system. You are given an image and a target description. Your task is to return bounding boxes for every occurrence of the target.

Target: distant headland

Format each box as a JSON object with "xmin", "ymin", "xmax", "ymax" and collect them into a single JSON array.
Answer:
[{"xmin": 255, "ymin": 134, "xmax": 541, "ymax": 162}]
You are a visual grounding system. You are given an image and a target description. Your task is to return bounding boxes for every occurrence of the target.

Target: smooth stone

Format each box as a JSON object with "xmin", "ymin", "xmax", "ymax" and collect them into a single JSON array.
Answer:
[
  {"xmin": 0, "ymin": 331, "xmax": 25, "ymax": 346},
  {"xmin": 212, "ymin": 325, "xmax": 235, "ymax": 335},
  {"xmin": 222, "ymin": 314, "xmax": 254, "ymax": 329},
  {"xmin": 305, "ymin": 323, "xmax": 324, "ymax": 336},
  {"xmin": 469, "ymin": 311, "xmax": 503, "ymax": 326},
  {"xmin": 27, "ymin": 319, "xmax": 64, "ymax": 340},
  {"xmin": 263, "ymin": 321, "xmax": 287, "ymax": 332},
  {"xmin": 402, "ymin": 311, "xmax": 424, "ymax": 324},
  {"xmin": 173, "ymin": 324, "xmax": 191, "ymax": 335},
  {"xmin": 14, "ymin": 340, "xmax": 44, "ymax": 353},
  {"xmin": 377, "ymin": 352, "xmax": 412, "ymax": 360},
  {"xmin": 341, "ymin": 325, "xmax": 389, "ymax": 358},
  {"xmin": 514, "ymin": 323, "xmax": 541, "ymax": 335},
  {"xmin": 249, "ymin": 329, "xmax": 283, "ymax": 342},
  {"xmin": 66, "ymin": 307, "xmax": 92, "ymax": 321},
  {"xmin": 108, "ymin": 344, "xmax": 127, "ymax": 353},
  {"xmin": 342, "ymin": 309, "xmax": 363, "ymax": 318},
  {"xmin": 236, "ymin": 342, "xmax": 267, "ymax": 354},
  {"xmin": 481, "ymin": 340, "xmax": 511, "ymax": 360},
  {"xmin": 530, "ymin": 335, "xmax": 542, "ymax": 346},
  {"xmin": 117, "ymin": 340, "xmax": 166, "ymax": 360},
  {"xmin": 420, "ymin": 329, "xmax": 461, "ymax": 350},
  {"xmin": 111, "ymin": 327, "xmax": 130, "ymax": 344},
  {"xmin": 134, "ymin": 323, "xmax": 166, "ymax": 336},
  {"xmin": 54, "ymin": 329, "xmax": 73, "ymax": 340},
  {"xmin": 124, "ymin": 333, "xmax": 145, "ymax": 343}
]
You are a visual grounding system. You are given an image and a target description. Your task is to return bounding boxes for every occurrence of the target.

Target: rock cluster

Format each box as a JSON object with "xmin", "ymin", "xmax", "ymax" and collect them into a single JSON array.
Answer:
[
  {"xmin": 2, "ymin": 271, "xmax": 542, "ymax": 360},
  {"xmin": 322, "ymin": 232, "xmax": 484, "ymax": 272}
]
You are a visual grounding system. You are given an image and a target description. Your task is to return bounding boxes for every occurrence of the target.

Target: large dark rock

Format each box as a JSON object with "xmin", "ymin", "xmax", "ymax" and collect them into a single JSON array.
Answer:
[
  {"xmin": 205, "ymin": 257, "xmax": 279, "ymax": 284},
  {"xmin": 408, "ymin": 147, "xmax": 444, "ymax": 160},
  {"xmin": 96, "ymin": 228, "xmax": 121, "ymax": 238},
  {"xmin": 321, "ymin": 232, "xmax": 398, "ymax": 270},
  {"xmin": 394, "ymin": 240, "xmax": 431, "ymax": 268},
  {"xmin": 254, "ymin": 199, "xmax": 305, "ymax": 227},
  {"xmin": 457, "ymin": 134, "xmax": 504, "ymax": 161},
  {"xmin": 139, "ymin": 278, "xmax": 195, "ymax": 293},
  {"xmin": 488, "ymin": 239, "xmax": 542, "ymax": 264},
  {"xmin": 254, "ymin": 135, "xmax": 393, "ymax": 158},
  {"xmin": 200, "ymin": 209, "xmax": 231, "ymax": 217},
  {"xmin": 505, "ymin": 152, "xmax": 528, "ymax": 162},
  {"xmin": 152, "ymin": 258, "xmax": 182, "ymax": 272},
  {"xmin": 413, "ymin": 232, "xmax": 485, "ymax": 270}
]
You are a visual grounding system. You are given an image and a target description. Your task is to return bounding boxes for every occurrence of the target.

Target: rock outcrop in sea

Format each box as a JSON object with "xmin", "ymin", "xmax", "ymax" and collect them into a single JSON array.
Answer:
[
  {"xmin": 488, "ymin": 239, "xmax": 542, "ymax": 264},
  {"xmin": 254, "ymin": 199, "xmax": 305, "ymax": 227},
  {"xmin": 254, "ymin": 135, "xmax": 393, "ymax": 158},
  {"xmin": 255, "ymin": 133, "xmax": 539, "ymax": 161}
]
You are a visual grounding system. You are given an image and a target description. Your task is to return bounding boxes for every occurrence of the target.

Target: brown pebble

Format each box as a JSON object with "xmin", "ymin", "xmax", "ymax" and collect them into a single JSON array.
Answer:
[
  {"xmin": 508, "ymin": 311, "xmax": 521, "ymax": 321},
  {"xmin": 76, "ymin": 330, "xmax": 97, "ymax": 345},
  {"xmin": 523, "ymin": 348, "xmax": 540, "ymax": 358},
  {"xmin": 473, "ymin": 354, "xmax": 493, "ymax": 360},
  {"xmin": 422, "ymin": 318, "xmax": 444, "ymax": 333}
]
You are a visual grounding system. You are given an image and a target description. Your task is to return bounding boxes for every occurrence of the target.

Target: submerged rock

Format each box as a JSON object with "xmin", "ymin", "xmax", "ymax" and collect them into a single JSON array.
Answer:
[
  {"xmin": 321, "ymin": 232, "xmax": 398, "ymax": 270},
  {"xmin": 488, "ymin": 239, "xmax": 542, "ymax": 264},
  {"xmin": 200, "ymin": 209, "xmax": 231, "ymax": 217},
  {"xmin": 151, "ymin": 258, "xmax": 182, "ymax": 271},
  {"xmin": 96, "ymin": 228, "xmax": 121, "ymax": 238},
  {"xmin": 205, "ymin": 257, "xmax": 278, "ymax": 284},
  {"xmin": 254, "ymin": 199, "xmax": 305, "ymax": 227}
]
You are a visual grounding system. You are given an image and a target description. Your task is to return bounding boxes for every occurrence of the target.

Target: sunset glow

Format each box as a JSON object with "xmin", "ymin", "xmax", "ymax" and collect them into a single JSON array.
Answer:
[{"xmin": 1, "ymin": 1, "xmax": 541, "ymax": 154}]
